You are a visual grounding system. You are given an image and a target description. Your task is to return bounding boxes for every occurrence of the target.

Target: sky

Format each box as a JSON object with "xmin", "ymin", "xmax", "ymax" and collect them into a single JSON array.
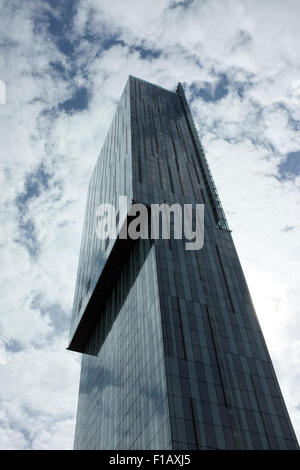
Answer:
[{"xmin": 0, "ymin": 0, "xmax": 300, "ymax": 449}]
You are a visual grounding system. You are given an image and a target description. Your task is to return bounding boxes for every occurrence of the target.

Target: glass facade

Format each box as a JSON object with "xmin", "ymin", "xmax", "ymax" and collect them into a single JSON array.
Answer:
[{"xmin": 69, "ymin": 76, "xmax": 299, "ymax": 450}]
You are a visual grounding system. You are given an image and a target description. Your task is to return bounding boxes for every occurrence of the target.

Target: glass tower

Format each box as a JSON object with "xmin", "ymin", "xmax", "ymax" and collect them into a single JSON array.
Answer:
[{"xmin": 68, "ymin": 76, "xmax": 298, "ymax": 450}]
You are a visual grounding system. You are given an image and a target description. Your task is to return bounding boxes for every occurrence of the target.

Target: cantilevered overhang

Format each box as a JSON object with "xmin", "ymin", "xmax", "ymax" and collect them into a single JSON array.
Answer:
[
  {"xmin": 67, "ymin": 217, "xmax": 138, "ymax": 354},
  {"xmin": 67, "ymin": 234, "xmax": 136, "ymax": 354}
]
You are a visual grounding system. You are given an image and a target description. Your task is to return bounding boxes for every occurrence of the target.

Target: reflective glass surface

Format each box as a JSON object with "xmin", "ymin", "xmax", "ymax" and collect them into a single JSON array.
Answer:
[{"xmin": 71, "ymin": 76, "xmax": 299, "ymax": 450}]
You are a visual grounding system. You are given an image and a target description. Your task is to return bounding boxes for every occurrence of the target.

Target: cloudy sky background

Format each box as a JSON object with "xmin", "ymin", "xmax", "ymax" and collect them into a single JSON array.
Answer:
[{"xmin": 0, "ymin": 0, "xmax": 299, "ymax": 449}]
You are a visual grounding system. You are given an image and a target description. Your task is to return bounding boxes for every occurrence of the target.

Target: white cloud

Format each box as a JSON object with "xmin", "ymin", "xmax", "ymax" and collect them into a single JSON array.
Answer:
[{"xmin": 0, "ymin": 338, "xmax": 79, "ymax": 449}]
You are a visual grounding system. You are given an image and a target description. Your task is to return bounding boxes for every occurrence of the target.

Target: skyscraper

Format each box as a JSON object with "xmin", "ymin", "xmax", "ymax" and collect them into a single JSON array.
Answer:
[{"xmin": 68, "ymin": 76, "xmax": 298, "ymax": 450}]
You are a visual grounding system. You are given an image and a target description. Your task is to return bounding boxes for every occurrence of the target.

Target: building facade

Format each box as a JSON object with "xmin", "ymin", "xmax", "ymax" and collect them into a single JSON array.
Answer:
[{"xmin": 68, "ymin": 76, "xmax": 299, "ymax": 450}]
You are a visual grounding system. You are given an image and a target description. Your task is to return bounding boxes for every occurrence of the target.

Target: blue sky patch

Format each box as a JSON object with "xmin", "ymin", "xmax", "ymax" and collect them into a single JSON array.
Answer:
[
  {"xmin": 98, "ymin": 35, "xmax": 125, "ymax": 51},
  {"xmin": 16, "ymin": 165, "xmax": 51, "ymax": 209},
  {"xmin": 50, "ymin": 60, "xmax": 66, "ymax": 75},
  {"xmin": 43, "ymin": 0, "xmax": 79, "ymax": 57},
  {"xmin": 31, "ymin": 293, "xmax": 70, "ymax": 333},
  {"xmin": 15, "ymin": 218, "xmax": 40, "ymax": 258},
  {"xmin": 231, "ymin": 30, "xmax": 252, "ymax": 52},
  {"xmin": 278, "ymin": 151, "xmax": 300, "ymax": 181},
  {"xmin": 169, "ymin": 0, "xmax": 195, "ymax": 9},
  {"xmin": 14, "ymin": 164, "xmax": 52, "ymax": 257},
  {"xmin": 59, "ymin": 87, "xmax": 88, "ymax": 113},
  {"xmin": 235, "ymin": 80, "xmax": 253, "ymax": 99},
  {"xmin": 131, "ymin": 45, "xmax": 162, "ymax": 60},
  {"xmin": 190, "ymin": 73, "xmax": 229, "ymax": 102},
  {"xmin": 288, "ymin": 115, "xmax": 300, "ymax": 132},
  {"xmin": 282, "ymin": 225, "xmax": 295, "ymax": 232},
  {"xmin": 5, "ymin": 339, "xmax": 23, "ymax": 353}
]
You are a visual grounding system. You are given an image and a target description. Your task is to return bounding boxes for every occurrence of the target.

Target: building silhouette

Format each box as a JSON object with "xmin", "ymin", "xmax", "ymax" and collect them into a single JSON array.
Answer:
[{"xmin": 68, "ymin": 76, "xmax": 298, "ymax": 450}]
